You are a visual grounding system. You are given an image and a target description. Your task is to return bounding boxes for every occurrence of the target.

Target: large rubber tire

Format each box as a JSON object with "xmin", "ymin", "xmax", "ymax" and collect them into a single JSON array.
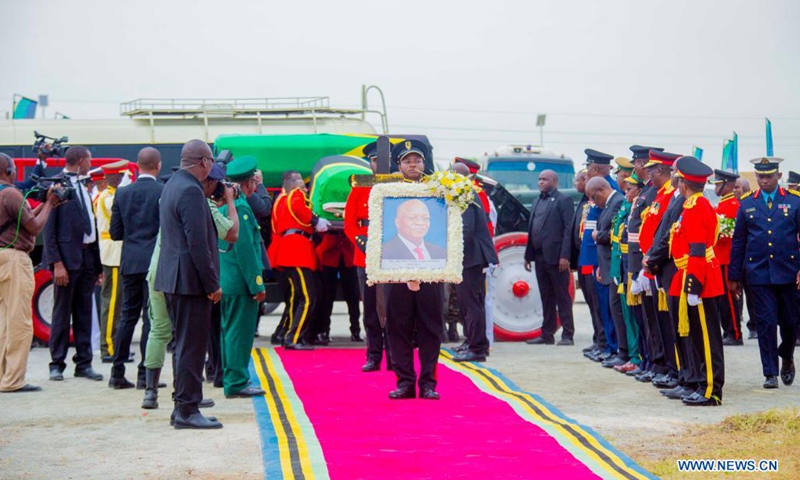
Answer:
[
  {"xmin": 31, "ymin": 268, "xmax": 74, "ymax": 346},
  {"xmin": 490, "ymin": 232, "xmax": 575, "ymax": 341}
]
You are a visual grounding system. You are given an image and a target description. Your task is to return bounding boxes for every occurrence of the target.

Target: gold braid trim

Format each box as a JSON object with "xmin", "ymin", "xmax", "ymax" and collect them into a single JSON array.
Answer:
[{"xmin": 658, "ymin": 289, "xmax": 669, "ymax": 312}]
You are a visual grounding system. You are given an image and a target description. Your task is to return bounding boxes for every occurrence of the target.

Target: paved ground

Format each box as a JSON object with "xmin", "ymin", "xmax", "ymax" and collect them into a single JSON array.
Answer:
[{"xmin": 2, "ymin": 295, "xmax": 798, "ymax": 479}]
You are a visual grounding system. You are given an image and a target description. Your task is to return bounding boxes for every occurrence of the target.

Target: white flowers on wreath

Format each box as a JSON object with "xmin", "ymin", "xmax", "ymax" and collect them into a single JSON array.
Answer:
[{"xmin": 717, "ymin": 214, "xmax": 735, "ymax": 238}]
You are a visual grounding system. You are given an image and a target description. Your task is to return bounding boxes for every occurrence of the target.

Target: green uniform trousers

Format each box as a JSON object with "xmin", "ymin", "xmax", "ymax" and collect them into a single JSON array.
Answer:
[
  {"xmin": 100, "ymin": 265, "xmax": 122, "ymax": 357},
  {"xmin": 144, "ymin": 269, "xmax": 171, "ymax": 369},
  {"xmin": 221, "ymin": 294, "xmax": 259, "ymax": 396},
  {"xmin": 620, "ymin": 291, "xmax": 641, "ymax": 365}
]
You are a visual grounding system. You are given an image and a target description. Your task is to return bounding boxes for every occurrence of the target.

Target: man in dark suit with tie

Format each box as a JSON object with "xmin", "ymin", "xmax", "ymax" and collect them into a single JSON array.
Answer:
[
  {"xmin": 587, "ymin": 177, "xmax": 628, "ymax": 367},
  {"xmin": 108, "ymin": 148, "xmax": 164, "ymax": 389},
  {"xmin": 43, "ymin": 146, "xmax": 104, "ymax": 382},
  {"xmin": 382, "ymin": 199, "xmax": 447, "ymax": 261},
  {"xmin": 155, "ymin": 140, "xmax": 222, "ymax": 429},
  {"xmin": 524, "ymin": 169, "xmax": 576, "ymax": 345},
  {"xmin": 451, "ymin": 163, "xmax": 499, "ymax": 362}
]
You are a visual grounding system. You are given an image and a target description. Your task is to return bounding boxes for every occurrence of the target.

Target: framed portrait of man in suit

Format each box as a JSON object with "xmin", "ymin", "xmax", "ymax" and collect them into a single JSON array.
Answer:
[{"xmin": 365, "ymin": 182, "xmax": 464, "ymax": 284}]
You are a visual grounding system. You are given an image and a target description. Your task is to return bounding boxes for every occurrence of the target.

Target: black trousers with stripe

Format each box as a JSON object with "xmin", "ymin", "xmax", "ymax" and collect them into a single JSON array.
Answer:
[
  {"xmin": 271, "ymin": 269, "xmax": 291, "ymax": 340},
  {"xmin": 718, "ymin": 265, "xmax": 744, "ymax": 341},
  {"xmin": 284, "ymin": 267, "xmax": 318, "ymax": 346},
  {"xmin": 687, "ymin": 296, "xmax": 725, "ymax": 400},
  {"xmin": 385, "ymin": 282, "xmax": 444, "ymax": 391},
  {"xmin": 668, "ymin": 296, "xmax": 700, "ymax": 390}
]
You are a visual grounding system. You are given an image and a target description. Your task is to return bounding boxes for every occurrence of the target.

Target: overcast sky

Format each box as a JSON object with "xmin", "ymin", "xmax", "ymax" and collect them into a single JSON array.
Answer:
[{"xmin": 2, "ymin": 0, "xmax": 799, "ymax": 171}]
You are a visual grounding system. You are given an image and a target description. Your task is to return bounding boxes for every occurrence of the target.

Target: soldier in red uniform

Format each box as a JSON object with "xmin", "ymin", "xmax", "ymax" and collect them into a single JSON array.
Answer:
[
  {"xmin": 669, "ymin": 156, "xmax": 725, "ymax": 406},
  {"xmin": 268, "ymin": 171, "xmax": 302, "ymax": 346},
  {"xmin": 637, "ymin": 150, "xmax": 682, "ymax": 388},
  {"xmin": 712, "ymin": 169, "xmax": 744, "ymax": 345},
  {"xmin": 344, "ymin": 142, "xmax": 393, "ymax": 372},
  {"xmin": 273, "ymin": 175, "xmax": 329, "ymax": 349},
  {"xmin": 314, "ymin": 229, "xmax": 361, "ymax": 344}
]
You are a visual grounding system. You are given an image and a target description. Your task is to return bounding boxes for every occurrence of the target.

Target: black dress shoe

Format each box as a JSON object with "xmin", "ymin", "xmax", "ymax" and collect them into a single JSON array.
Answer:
[
  {"xmin": 781, "ymin": 358, "xmax": 795, "ymax": 386},
  {"xmin": 661, "ymin": 386, "xmax": 693, "ymax": 400},
  {"xmin": 49, "ymin": 369, "xmax": 64, "ymax": 381},
  {"xmin": 388, "ymin": 387, "xmax": 415, "ymax": 399},
  {"xmin": 75, "ymin": 367, "xmax": 103, "ymax": 381},
  {"xmin": 763, "ymin": 376, "xmax": 779, "ymax": 389},
  {"xmin": 226, "ymin": 386, "xmax": 266, "ymax": 398},
  {"xmin": 653, "ymin": 375, "xmax": 679, "ymax": 389},
  {"xmin": 454, "ymin": 342, "xmax": 470, "ymax": 353},
  {"xmin": 526, "ymin": 337, "xmax": 555, "ymax": 345},
  {"xmin": 101, "ymin": 355, "xmax": 114, "ymax": 364},
  {"xmin": 722, "ymin": 337, "xmax": 744, "ymax": 346},
  {"xmin": 557, "ymin": 338, "xmax": 574, "ymax": 346},
  {"xmin": 420, "ymin": 388, "xmax": 440, "ymax": 400},
  {"xmin": 284, "ymin": 343, "xmax": 315, "ymax": 351},
  {"xmin": 270, "ymin": 334, "xmax": 284, "ymax": 345},
  {"xmin": 453, "ymin": 351, "xmax": 487, "ymax": 363},
  {"xmin": 108, "ymin": 377, "xmax": 135, "ymax": 389},
  {"xmin": 199, "ymin": 398, "xmax": 216, "ymax": 408},
  {"xmin": 635, "ymin": 370, "xmax": 656, "ymax": 383},
  {"xmin": 582, "ymin": 344, "xmax": 598, "ymax": 353},
  {"xmin": 125, "ymin": 354, "xmax": 135, "ymax": 363},
  {"xmin": 5, "ymin": 384, "xmax": 42, "ymax": 393},
  {"xmin": 170, "ymin": 410, "xmax": 218, "ymax": 426},
  {"xmin": 174, "ymin": 412, "xmax": 223, "ymax": 430},
  {"xmin": 350, "ymin": 333, "xmax": 364, "ymax": 342},
  {"xmin": 602, "ymin": 356, "xmax": 626, "ymax": 368},
  {"xmin": 682, "ymin": 392, "xmax": 721, "ymax": 406},
  {"xmin": 213, "ymin": 378, "xmax": 224, "ymax": 388},
  {"xmin": 361, "ymin": 360, "xmax": 380, "ymax": 372}
]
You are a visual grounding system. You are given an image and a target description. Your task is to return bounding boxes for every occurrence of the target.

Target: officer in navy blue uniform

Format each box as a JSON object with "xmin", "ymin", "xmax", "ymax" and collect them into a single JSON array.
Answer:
[{"xmin": 729, "ymin": 157, "xmax": 799, "ymax": 389}]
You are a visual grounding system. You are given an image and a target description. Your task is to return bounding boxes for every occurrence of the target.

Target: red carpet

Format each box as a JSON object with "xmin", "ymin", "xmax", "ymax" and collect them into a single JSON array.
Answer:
[{"xmin": 253, "ymin": 347, "xmax": 654, "ymax": 480}]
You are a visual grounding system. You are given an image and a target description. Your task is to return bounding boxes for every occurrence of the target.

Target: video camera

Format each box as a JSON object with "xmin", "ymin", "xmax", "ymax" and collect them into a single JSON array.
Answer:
[
  {"xmin": 32, "ymin": 131, "xmax": 69, "ymax": 158},
  {"xmin": 27, "ymin": 174, "xmax": 77, "ymax": 203},
  {"xmin": 210, "ymin": 149, "xmax": 240, "ymax": 200}
]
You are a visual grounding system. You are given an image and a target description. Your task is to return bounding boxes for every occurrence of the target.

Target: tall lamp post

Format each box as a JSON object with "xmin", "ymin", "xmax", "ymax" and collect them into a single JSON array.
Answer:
[{"xmin": 536, "ymin": 114, "xmax": 547, "ymax": 147}]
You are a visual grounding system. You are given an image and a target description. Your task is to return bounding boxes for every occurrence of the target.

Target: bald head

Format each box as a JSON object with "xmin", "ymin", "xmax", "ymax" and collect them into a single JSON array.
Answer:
[
  {"xmin": 137, "ymin": 147, "xmax": 162, "ymax": 174},
  {"xmin": 537, "ymin": 169, "xmax": 559, "ymax": 194},
  {"xmin": 585, "ymin": 177, "xmax": 613, "ymax": 207},
  {"xmin": 180, "ymin": 139, "xmax": 212, "ymax": 181},
  {"xmin": 451, "ymin": 162, "xmax": 470, "ymax": 176},
  {"xmin": 396, "ymin": 199, "xmax": 431, "ymax": 245},
  {"xmin": 734, "ymin": 178, "xmax": 751, "ymax": 199}
]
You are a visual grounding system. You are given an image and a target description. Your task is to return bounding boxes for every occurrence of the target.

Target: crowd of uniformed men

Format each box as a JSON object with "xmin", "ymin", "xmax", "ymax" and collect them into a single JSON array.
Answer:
[
  {"xmin": 524, "ymin": 145, "xmax": 800, "ymax": 406},
  {"xmin": 1, "ymin": 137, "xmax": 798, "ymax": 427}
]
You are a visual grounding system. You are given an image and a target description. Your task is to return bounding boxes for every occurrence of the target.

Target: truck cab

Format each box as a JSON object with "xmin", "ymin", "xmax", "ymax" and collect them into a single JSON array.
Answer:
[{"xmin": 484, "ymin": 145, "xmax": 577, "ymax": 207}]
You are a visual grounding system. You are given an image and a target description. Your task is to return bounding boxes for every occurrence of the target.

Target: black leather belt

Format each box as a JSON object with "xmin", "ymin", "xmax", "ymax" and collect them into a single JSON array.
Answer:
[
  {"xmin": 283, "ymin": 229, "xmax": 312, "ymax": 239},
  {"xmin": 358, "ymin": 219, "xmax": 369, "ymax": 228}
]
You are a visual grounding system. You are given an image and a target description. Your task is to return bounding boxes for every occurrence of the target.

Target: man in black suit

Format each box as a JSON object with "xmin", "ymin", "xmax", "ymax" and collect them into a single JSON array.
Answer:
[
  {"xmin": 524, "ymin": 169, "xmax": 575, "ymax": 345},
  {"xmin": 451, "ymin": 163, "xmax": 499, "ymax": 362},
  {"xmin": 587, "ymin": 177, "xmax": 628, "ymax": 367},
  {"xmin": 108, "ymin": 147, "xmax": 164, "ymax": 389},
  {"xmin": 43, "ymin": 146, "xmax": 104, "ymax": 382},
  {"xmin": 155, "ymin": 140, "xmax": 222, "ymax": 430},
  {"xmin": 381, "ymin": 199, "xmax": 447, "ymax": 261}
]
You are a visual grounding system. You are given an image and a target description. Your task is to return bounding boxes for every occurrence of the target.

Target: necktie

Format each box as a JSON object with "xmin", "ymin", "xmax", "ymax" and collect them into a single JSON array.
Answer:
[
  {"xmin": 413, "ymin": 247, "xmax": 425, "ymax": 260},
  {"xmin": 768, "ymin": 195, "xmax": 773, "ymax": 210}
]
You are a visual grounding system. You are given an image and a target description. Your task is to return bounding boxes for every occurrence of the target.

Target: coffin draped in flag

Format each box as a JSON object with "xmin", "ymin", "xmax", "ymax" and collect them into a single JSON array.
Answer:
[{"xmin": 308, "ymin": 155, "xmax": 372, "ymax": 220}]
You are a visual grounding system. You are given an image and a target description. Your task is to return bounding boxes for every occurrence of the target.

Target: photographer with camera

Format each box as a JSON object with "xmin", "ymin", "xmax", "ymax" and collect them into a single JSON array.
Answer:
[
  {"xmin": 14, "ymin": 132, "xmax": 68, "ymax": 191},
  {"xmin": 0, "ymin": 153, "xmax": 63, "ymax": 393},
  {"xmin": 43, "ymin": 146, "xmax": 104, "ymax": 382}
]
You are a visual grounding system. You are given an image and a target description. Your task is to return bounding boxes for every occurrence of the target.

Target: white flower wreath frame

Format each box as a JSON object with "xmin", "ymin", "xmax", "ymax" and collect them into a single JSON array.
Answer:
[{"xmin": 365, "ymin": 182, "xmax": 463, "ymax": 285}]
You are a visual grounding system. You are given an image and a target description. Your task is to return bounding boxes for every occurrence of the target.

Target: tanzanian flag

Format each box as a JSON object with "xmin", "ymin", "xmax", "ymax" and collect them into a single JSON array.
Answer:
[
  {"xmin": 693, "ymin": 146, "xmax": 703, "ymax": 161},
  {"xmin": 12, "ymin": 96, "xmax": 37, "ymax": 119},
  {"xmin": 308, "ymin": 155, "xmax": 372, "ymax": 220}
]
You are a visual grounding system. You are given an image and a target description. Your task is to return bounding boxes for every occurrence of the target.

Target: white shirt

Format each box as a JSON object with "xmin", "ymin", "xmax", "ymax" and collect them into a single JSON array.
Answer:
[
  {"xmin": 66, "ymin": 171, "xmax": 97, "ymax": 244},
  {"xmin": 398, "ymin": 234, "xmax": 431, "ymax": 260},
  {"xmin": 137, "ymin": 173, "xmax": 157, "ymax": 181}
]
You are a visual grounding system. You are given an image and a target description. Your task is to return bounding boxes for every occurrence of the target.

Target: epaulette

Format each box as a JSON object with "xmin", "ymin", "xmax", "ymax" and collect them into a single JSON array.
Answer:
[
  {"xmin": 664, "ymin": 184, "xmax": 675, "ymax": 195},
  {"xmin": 789, "ymin": 189, "xmax": 800, "ymax": 197},
  {"xmin": 683, "ymin": 194, "xmax": 700, "ymax": 209},
  {"xmin": 740, "ymin": 191, "xmax": 754, "ymax": 199}
]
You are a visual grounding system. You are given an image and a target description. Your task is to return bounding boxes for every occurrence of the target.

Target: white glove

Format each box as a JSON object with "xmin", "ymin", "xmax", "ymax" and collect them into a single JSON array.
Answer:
[
  {"xmin": 630, "ymin": 279, "xmax": 643, "ymax": 295},
  {"xmin": 315, "ymin": 218, "xmax": 331, "ymax": 232},
  {"xmin": 687, "ymin": 294, "xmax": 701, "ymax": 306},
  {"xmin": 637, "ymin": 271, "xmax": 651, "ymax": 294}
]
